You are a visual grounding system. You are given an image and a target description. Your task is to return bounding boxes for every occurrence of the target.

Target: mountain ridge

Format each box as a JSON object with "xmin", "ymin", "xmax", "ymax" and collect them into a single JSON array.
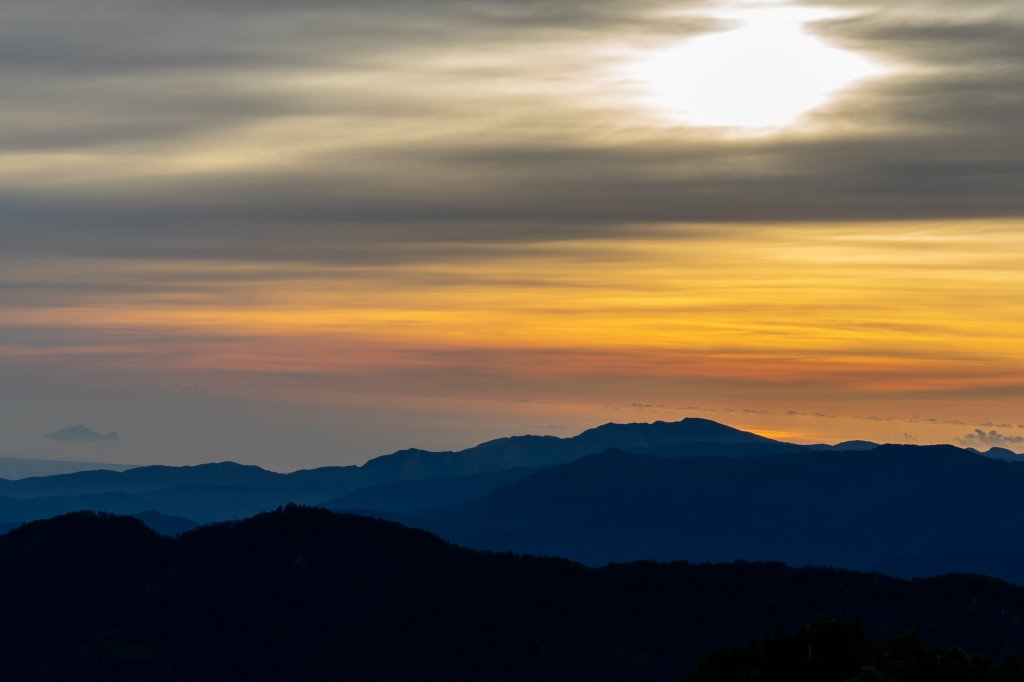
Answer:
[
  {"xmin": 5, "ymin": 506, "xmax": 1024, "ymax": 681},
  {"xmin": 402, "ymin": 443, "xmax": 1024, "ymax": 582}
]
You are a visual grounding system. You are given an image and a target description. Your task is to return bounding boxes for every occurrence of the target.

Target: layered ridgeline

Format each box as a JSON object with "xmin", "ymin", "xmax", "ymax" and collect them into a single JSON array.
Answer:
[
  {"xmin": 3, "ymin": 418, "xmax": 1024, "ymax": 583},
  {"xmin": 397, "ymin": 446, "xmax": 1024, "ymax": 582},
  {"xmin": 4, "ymin": 506, "xmax": 1024, "ymax": 682},
  {"xmin": 0, "ymin": 418, "xmax": 783, "ymax": 524}
]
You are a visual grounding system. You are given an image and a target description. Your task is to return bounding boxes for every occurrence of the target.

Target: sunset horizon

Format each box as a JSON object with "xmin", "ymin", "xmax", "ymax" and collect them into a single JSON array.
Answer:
[{"xmin": 3, "ymin": 0, "xmax": 1022, "ymax": 468}]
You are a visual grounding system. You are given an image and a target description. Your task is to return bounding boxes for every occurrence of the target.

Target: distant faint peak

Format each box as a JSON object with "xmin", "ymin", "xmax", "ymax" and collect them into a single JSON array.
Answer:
[
  {"xmin": 835, "ymin": 440, "xmax": 878, "ymax": 450},
  {"xmin": 974, "ymin": 446, "xmax": 1023, "ymax": 462},
  {"xmin": 45, "ymin": 425, "xmax": 119, "ymax": 443},
  {"xmin": 807, "ymin": 440, "xmax": 879, "ymax": 452}
]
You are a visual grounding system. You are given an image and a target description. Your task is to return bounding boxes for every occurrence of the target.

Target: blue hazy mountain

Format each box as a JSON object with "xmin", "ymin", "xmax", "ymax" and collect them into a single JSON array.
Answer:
[
  {"xmin": 324, "ymin": 467, "xmax": 539, "ymax": 513},
  {"xmin": 128, "ymin": 510, "xmax": 199, "ymax": 536},
  {"xmin": 0, "ymin": 461, "xmax": 288, "ymax": 498},
  {"xmin": 44, "ymin": 425, "xmax": 118, "ymax": 442},
  {"xmin": 627, "ymin": 440, "xmax": 808, "ymax": 458},
  {"xmin": 807, "ymin": 440, "xmax": 880, "ymax": 452},
  {"xmin": 404, "ymin": 444, "xmax": 1024, "ymax": 582},
  {"xmin": 971, "ymin": 446, "xmax": 1024, "ymax": 462},
  {"xmin": 325, "ymin": 441, "xmax": 806, "ymax": 516},
  {"xmin": 4, "ymin": 506, "xmax": 1024, "ymax": 681},
  {"xmin": 0, "ymin": 419, "xmax": 780, "ymax": 523},
  {"xmin": 0, "ymin": 456, "xmax": 134, "ymax": 480},
  {"xmin": 355, "ymin": 417, "xmax": 776, "ymax": 481},
  {"xmin": 10, "ymin": 417, "xmax": 1024, "ymax": 584}
]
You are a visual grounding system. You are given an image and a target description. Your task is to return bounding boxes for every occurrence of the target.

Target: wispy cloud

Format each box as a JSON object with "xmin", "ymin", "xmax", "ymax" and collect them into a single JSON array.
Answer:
[
  {"xmin": 3, "ymin": 0, "xmax": 1024, "ymax": 462},
  {"xmin": 957, "ymin": 429, "xmax": 1024, "ymax": 451},
  {"xmin": 1, "ymin": 0, "xmax": 1023, "ymax": 263}
]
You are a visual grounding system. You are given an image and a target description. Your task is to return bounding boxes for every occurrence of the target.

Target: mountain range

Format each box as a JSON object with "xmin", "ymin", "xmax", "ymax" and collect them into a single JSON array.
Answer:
[
  {"xmin": 0, "ymin": 418, "xmax": 776, "ymax": 523},
  {"xmin": 5, "ymin": 506, "xmax": 1024, "ymax": 681},
  {"xmin": 0, "ymin": 455, "xmax": 134, "ymax": 480},
  {"xmin": 394, "ymin": 445, "xmax": 1024, "ymax": 578},
  {"xmin": 3, "ymin": 417, "xmax": 1024, "ymax": 583}
]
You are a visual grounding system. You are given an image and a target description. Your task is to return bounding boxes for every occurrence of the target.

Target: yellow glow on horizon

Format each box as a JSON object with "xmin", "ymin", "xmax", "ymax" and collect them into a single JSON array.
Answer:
[
  {"xmin": 4, "ymin": 220, "xmax": 1024, "ymax": 445},
  {"xmin": 633, "ymin": 5, "xmax": 880, "ymax": 129}
]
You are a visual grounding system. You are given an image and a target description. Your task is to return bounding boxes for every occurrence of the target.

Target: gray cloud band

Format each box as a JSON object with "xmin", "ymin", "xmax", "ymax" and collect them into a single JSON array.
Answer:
[{"xmin": 1, "ymin": 0, "xmax": 1022, "ymax": 264}]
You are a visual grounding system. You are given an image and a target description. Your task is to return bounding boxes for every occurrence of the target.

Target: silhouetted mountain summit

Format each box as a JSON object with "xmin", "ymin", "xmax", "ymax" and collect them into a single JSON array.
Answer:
[
  {"xmin": 357, "ymin": 417, "xmax": 777, "ymax": 481},
  {"xmin": 5, "ymin": 506, "xmax": 1024, "ymax": 681},
  {"xmin": 45, "ymin": 425, "xmax": 118, "ymax": 442},
  {"xmin": 973, "ymin": 446, "xmax": 1023, "ymax": 462},
  {"xmin": 573, "ymin": 417, "xmax": 774, "ymax": 448},
  {"xmin": 0, "ymin": 419, "xmax": 784, "ymax": 525},
  {"xmin": 808, "ymin": 439, "xmax": 879, "ymax": 452},
  {"xmin": 8, "ymin": 418, "xmax": 770, "ymax": 500}
]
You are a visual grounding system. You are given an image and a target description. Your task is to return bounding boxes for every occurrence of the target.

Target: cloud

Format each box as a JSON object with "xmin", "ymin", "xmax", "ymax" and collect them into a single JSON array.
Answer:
[
  {"xmin": 0, "ymin": 0, "xmax": 1022, "ymax": 266},
  {"xmin": 957, "ymin": 429, "xmax": 1024, "ymax": 451},
  {"xmin": 3, "ymin": 0, "xmax": 1024, "ymax": 462}
]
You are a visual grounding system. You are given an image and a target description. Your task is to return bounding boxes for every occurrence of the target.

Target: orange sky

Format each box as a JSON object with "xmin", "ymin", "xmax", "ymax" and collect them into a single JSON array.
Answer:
[
  {"xmin": 4, "ymin": 221, "xmax": 1023, "ymax": 465},
  {"xmin": 2, "ymin": 0, "xmax": 1023, "ymax": 467}
]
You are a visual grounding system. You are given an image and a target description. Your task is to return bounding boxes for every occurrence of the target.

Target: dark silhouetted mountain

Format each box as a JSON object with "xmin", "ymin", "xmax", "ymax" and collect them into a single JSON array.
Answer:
[
  {"xmin": 807, "ymin": 440, "xmax": 880, "ymax": 451},
  {"xmin": 324, "ymin": 467, "xmax": 538, "ymax": 513},
  {"xmin": 0, "ymin": 512, "xmax": 166, "ymax": 651},
  {"xmin": 5, "ymin": 506, "xmax": 1024, "ymax": 681},
  {"xmin": 573, "ymin": 417, "xmax": 774, "ymax": 448},
  {"xmin": 45, "ymin": 425, "xmax": 118, "ymax": 442},
  {"xmin": 0, "ymin": 483, "xmax": 324, "ymax": 524},
  {"xmin": 129, "ymin": 510, "xmax": 199, "ymax": 536},
  {"xmin": 689, "ymin": 620, "xmax": 1024, "ymax": 682},
  {"xmin": 405, "ymin": 444, "xmax": 1024, "ymax": 582},
  {"xmin": 0, "ymin": 511, "xmax": 196, "ymax": 537},
  {"xmin": 871, "ymin": 548, "xmax": 1024, "ymax": 584}
]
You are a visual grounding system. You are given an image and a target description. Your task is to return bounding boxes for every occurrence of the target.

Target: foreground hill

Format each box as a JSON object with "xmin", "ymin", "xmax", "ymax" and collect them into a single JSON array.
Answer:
[
  {"xmin": 406, "ymin": 445, "xmax": 1024, "ymax": 581},
  {"xmin": 4, "ymin": 506, "xmax": 1024, "ymax": 681},
  {"xmin": 689, "ymin": 620, "xmax": 1024, "ymax": 682}
]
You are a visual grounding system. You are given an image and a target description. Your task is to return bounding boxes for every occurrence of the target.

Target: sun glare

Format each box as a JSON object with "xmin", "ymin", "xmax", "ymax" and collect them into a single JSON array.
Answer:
[{"xmin": 634, "ymin": 5, "xmax": 880, "ymax": 130}]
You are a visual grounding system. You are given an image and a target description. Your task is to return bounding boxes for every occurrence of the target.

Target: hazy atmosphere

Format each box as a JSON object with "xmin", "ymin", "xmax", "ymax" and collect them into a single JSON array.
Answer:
[{"xmin": 3, "ymin": 0, "xmax": 1023, "ymax": 469}]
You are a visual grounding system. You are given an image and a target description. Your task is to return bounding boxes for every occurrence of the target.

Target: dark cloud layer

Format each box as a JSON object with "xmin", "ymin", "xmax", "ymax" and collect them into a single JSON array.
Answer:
[{"xmin": 1, "ymin": 0, "xmax": 1022, "ymax": 264}]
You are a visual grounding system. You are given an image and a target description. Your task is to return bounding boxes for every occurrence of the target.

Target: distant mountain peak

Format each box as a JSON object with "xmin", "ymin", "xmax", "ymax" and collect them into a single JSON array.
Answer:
[
  {"xmin": 807, "ymin": 440, "xmax": 880, "ymax": 452},
  {"xmin": 973, "ymin": 446, "xmax": 1023, "ymax": 462},
  {"xmin": 573, "ymin": 417, "xmax": 774, "ymax": 448},
  {"xmin": 45, "ymin": 425, "xmax": 119, "ymax": 443}
]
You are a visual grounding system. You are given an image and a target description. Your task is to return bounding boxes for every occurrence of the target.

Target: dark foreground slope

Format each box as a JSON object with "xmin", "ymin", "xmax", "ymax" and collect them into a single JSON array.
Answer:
[
  {"xmin": 4, "ymin": 507, "xmax": 1024, "ymax": 682},
  {"xmin": 689, "ymin": 620, "xmax": 1024, "ymax": 682}
]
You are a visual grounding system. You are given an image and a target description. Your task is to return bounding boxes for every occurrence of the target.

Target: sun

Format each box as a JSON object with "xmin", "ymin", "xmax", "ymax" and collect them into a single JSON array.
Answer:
[{"xmin": 633, "ymin": 5, "xmax": 880, "ymax": 130}]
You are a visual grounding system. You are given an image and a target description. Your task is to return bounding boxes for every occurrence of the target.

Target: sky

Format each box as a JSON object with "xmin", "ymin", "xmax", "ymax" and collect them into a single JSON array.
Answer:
[{"xmin": 2, "ymin": 0, "xmax": 1023, "ymax": 469}]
